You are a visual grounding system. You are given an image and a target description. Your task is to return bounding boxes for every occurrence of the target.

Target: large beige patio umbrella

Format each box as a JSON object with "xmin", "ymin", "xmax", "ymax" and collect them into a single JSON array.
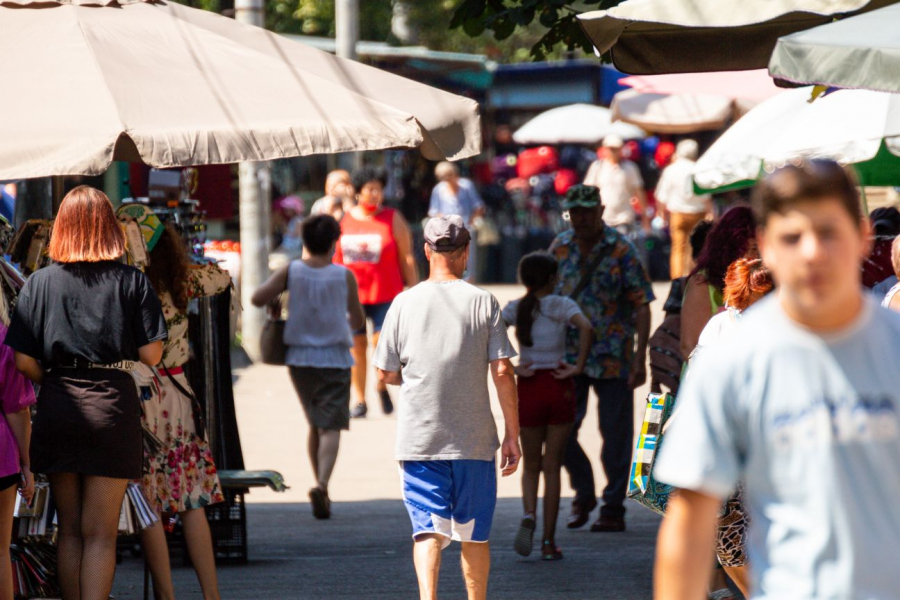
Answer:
[
  {"xmin": 577, "ymin": 0, "xmax": 898, "ymax": 74},
  {"xmin": 0, "ymin": 0, "xmax": 481, "ymax": 181}
]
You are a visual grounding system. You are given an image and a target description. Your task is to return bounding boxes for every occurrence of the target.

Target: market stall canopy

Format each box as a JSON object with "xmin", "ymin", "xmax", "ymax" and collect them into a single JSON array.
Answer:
[
  {"xmin": 769, "ymin": 3, "xmax": 900, "ymax": 93},
  {"xmin": 577, "ymin": 0, "xmax": 899, "ymax": 75},
  {"xmin": 694, "ymin": 87, "xmax": 900, "ymax": 192},
  {"xmin": 693, "ymin": 87, "xmax": 813, "ymax": 193},
  {"xmin": 611, "ymin": 90, "xmax": 734, "ymax": 134},
  {"xmin": 0, "ymin": 0, "xmax": 481, "ymax": 180},
  {"xmin": 512, "ymin": 104, "xmax": 646, "ymax": 145},
  {"xmin": 619, "ymin": 70, "xmax": 783, "ymax": 104}
]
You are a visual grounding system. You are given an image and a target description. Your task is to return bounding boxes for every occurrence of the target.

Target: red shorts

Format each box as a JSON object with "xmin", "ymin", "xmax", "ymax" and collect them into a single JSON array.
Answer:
[{"xmin": 517, "ymin": 369, "xmax": 577, "ymax": 428}]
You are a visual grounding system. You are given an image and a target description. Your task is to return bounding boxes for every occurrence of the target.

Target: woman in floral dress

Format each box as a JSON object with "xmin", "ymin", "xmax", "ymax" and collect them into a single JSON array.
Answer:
[{"xmin": 138, "ymin": 223, "xmax": 231, "ymax": 600}]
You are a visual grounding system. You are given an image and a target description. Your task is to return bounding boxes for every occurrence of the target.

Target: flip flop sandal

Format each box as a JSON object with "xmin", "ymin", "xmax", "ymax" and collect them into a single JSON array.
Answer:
[
  {"xmin": 513, "ymin": 517, "xmax": 536, "ymax": 556},
  {"xmin": 541, "ymin": 540, "xmax": 564, "ymax": 561}
]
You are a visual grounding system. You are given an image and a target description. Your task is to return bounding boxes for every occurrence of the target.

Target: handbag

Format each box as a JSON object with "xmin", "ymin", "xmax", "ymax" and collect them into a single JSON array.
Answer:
[
  {"xmin": 259, "ymin": 266, "xmax": 288, "ymax": 366},
  {"xmin": 627, "ymin": 392, "xmax": 677, "ymax": 516}
]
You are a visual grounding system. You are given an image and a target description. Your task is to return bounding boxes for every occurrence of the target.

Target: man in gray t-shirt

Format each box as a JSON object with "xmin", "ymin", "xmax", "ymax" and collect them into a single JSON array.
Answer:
[
  {"xmin": 653, "ymin": 161, "xmax": 900, "ymax": 599},
  {"xmin": 374, "ymin": 215, "xmax": 520, "ymax": 600}
]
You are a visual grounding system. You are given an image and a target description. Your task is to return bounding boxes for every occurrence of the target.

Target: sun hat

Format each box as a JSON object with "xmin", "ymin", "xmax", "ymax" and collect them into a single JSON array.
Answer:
[{"xmin": 602, "ymin": 134, "xmax": 624, "ymax": 148}]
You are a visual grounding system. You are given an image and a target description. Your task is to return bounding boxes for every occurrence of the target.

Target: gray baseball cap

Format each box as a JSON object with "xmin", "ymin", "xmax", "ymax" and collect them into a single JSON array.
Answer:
[{"xmin": 424, "ymin": 215, "xmax": 471, "ymax": 252}]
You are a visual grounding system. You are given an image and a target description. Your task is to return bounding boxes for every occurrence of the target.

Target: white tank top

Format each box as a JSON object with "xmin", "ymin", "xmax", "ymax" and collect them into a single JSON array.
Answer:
[{"xmin": 284, "ymin": 261, "xmax": 354, "ymax": 369}]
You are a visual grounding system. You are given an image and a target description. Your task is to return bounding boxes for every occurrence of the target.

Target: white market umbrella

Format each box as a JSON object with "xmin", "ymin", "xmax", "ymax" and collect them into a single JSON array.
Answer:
[
  {"xmin": 577, "ymin": 0, "xmax": 897, "ymax": 74},
  {"xmin": 611, "ymin": 89, "xmax": 735, "ymax": 134},
  {"xmin": 694, "ymin": 87, "xmax": 900, "ymax": 192},
  {"xmin": 769, "ymin": 3, "xmax": 900, "ymax": 93},
  {"xmin": 693, "ymin": 87, "xmax": 813, "ymax": 192},
  {"xmin": 512, "ymin": 104, "xmax": 645, "ymax": 145},
  {"xmin": 0, "ymin": 0, "xmax": 481, "ymax": 180}
]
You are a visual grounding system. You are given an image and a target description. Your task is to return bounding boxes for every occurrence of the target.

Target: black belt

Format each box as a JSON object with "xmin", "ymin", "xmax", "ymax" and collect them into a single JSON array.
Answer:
[{"xmin": 52, "ymin": 359, "xmax": 137, "ymax": 371}]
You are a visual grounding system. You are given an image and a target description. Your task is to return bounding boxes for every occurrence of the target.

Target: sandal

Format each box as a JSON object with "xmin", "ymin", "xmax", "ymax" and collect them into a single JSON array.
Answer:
[
  {"xmin": 541, "ymin": 540, "xmax": 563, "ymax": 561},
  {"xmin": 513, "ymin": 516, "xmax": 536, "ymax": 556}
]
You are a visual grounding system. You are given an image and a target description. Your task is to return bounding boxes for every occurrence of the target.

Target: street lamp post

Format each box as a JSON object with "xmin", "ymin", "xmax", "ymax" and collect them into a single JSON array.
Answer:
[{"xmin": 235, "ymin": 0, "xmax": 271, "ymax": 362}]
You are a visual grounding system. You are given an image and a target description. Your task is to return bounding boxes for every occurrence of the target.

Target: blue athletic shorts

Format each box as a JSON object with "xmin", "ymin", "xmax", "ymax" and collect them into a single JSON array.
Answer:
[
  {"xmin": 354, "ymin": 301, "xmax": 393, "ymax": 336},
  {"xmin": 400, "ymin": 460, "xmax": 497, "ymax": 549}
]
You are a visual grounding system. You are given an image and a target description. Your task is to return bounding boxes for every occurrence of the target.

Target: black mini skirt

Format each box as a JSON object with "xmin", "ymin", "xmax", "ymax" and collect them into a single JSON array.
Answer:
[{"xmin": 31, "ymin": 369, "xmax": 141, "ymax": 480}]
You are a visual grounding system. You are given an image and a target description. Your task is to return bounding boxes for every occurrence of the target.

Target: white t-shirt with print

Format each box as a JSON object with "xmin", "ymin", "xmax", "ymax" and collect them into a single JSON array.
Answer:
[
  {"xmin": 501, "ymin": 295, "xmax": 583, "ymax": 370},
  {"xmin": 583, "ymin": 159, "xmax": 644, "ymax": 227}
]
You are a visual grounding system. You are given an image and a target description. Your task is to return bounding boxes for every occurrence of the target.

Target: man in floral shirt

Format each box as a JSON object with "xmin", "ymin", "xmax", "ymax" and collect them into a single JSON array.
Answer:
[{"xmin": 549, "ymin": 184, "xmax": 654, "ymax": 533}]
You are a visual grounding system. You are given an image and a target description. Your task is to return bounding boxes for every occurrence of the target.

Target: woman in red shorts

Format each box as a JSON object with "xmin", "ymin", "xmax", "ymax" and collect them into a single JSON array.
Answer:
[
  {"xmin": 502, "ymin": 252, "xmax": 592, "ymax": 560},
  {"xmin": 334, "ymin": 167, "xmax": 418, "ymax": 418}
]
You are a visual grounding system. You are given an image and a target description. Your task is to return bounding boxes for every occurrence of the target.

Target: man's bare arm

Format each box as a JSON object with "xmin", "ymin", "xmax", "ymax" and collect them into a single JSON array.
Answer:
[
  {"xmin": 654, "ymin": 489, "xmax": 721, "ymax": 600},
  {"xmin": 377, "ymin": 369, "xmax": 402, "ymax": 386},
  {"xmin": 491, "ymin": 358, "xmax": 521, "ymax": 476}
]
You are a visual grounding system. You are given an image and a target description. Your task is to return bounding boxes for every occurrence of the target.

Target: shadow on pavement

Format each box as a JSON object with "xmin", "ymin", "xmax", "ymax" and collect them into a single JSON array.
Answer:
[{"xmin": 112, "ymin": 498, "xmax": 660, "ymax": 599}]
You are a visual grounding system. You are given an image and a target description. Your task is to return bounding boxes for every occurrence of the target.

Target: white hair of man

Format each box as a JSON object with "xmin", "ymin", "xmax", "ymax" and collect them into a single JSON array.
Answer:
[{"xmin": 434, "ymin": 161, "xmax": 460, "ymax": 182}]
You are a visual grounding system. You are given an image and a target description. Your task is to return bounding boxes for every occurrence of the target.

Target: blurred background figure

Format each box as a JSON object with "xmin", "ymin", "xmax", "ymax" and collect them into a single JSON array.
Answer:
[
  {"xmin": 583, "ymin": 134, "xmax": 650, "ymax": 234},
  {"xmin": 311, "ymin": 169, "xmax": 355, "ymax": 221},
  {"xmin": 655, "ymin": 140, "xmax": 713, "ymax": 279},
  {"xmin": 866, "ymin": 206, "xmax": 900, "ymax": 293},
  {"xmin": 429, "ymin": 161, "xmax": 485, "ymax": 280},
  {"xmin": 274, "ymin": 195, "xmax": 305, "ymax": 255}
]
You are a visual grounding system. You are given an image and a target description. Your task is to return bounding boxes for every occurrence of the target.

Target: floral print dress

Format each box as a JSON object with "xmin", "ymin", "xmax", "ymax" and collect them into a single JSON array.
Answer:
[{"xmin": 140, "ymin": 263, "xmax": 231, "ymax": 518}]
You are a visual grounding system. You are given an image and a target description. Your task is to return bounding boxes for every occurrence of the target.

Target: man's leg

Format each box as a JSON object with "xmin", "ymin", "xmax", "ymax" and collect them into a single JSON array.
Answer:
[
  {"xmin": 670, "ymin": 212, "xmax": 686, "ymax": 279},
  {"xmin": 563, "ymin": 375, "xmax": 597, "ymax": 526},
  {"xmin": 460, "ymin": 542, "xmax": 490, "ymax": 600},
  {"xmin": 594, "ymin": 378, "xmax": 634, "ymax": 523},
  {"xmin": 413, "ymin": 534, "xmax": 443, "ymax": 600},
  {"xmin": 350, "ymin": 332, "xmax": 369, "ymax": 411}
]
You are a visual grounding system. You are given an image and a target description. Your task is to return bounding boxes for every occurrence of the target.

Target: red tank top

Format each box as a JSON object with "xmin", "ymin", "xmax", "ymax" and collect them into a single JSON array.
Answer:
[{"xmin": 334, "ymin": 207, "xmax": 404, "ymax": 305}]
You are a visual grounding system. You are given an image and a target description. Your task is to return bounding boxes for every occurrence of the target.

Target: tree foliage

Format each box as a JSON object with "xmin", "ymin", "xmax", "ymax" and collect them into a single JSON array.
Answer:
[{"xmin": 450, "ymin": 0, "xmax": 624, "ymax": 60}]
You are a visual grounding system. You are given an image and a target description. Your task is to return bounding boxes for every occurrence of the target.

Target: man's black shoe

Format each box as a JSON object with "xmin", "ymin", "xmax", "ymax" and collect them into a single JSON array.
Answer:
[
  {"xmin": 590, "ymin": 515, "xmax": 625, "ymax": 532},
  {"xmin": 566, "ymin": 498, "xmax": 597, "ymax": 529}
]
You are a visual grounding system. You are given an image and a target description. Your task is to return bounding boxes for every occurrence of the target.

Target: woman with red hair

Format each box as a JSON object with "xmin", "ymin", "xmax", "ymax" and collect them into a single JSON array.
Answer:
[
  {"xmin": 692, "ymin": 256, "xmax": 775, "ymax": 596},
  {"xmin": 5, "ymin": 186, "xmax": 167, "ymax": 600}
]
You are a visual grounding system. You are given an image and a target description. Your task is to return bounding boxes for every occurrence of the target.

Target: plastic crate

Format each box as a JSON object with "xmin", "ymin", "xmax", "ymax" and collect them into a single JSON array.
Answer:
[{"xmin": 206, "ymin": 489, "xmax": 248, "ymax": 564}]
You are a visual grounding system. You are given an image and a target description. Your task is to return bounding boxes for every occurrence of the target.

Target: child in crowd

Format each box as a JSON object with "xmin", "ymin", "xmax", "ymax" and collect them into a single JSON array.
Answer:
[{"xmin": 503, "ymin": 252, "xmax": 592, "ymax": 560}]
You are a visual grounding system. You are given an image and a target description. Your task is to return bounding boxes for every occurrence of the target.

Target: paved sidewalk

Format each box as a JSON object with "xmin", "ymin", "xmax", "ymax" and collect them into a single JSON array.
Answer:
[{"xmin": 112, "ymin": 283, "xmax": 671, "ymax": 599}]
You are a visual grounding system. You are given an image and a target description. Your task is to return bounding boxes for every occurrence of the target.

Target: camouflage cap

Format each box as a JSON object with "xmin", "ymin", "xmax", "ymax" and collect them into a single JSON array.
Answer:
[{"xmin": 561, "ymin": 184, "xmax": 600, "ymax": 210}]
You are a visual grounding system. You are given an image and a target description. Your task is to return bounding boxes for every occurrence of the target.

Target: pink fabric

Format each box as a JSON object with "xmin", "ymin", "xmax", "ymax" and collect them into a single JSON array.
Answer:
[
  {"xmin": 0, "ymin": 323, "xmax": 36, "ymax": 478},
  {"xmin": 619, "ymin": 69, "xmax": 783, "ymax": 104}
]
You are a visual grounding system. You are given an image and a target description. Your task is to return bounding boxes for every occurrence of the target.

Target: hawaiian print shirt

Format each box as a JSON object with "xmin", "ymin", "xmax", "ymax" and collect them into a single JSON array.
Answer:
[{"xmin": 549, "ymin": 226, "xmax": 654, "ymax": 380}]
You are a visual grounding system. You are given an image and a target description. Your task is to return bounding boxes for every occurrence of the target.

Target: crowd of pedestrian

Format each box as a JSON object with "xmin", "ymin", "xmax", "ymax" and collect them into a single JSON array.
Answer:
[{"xmin": 2, "ymin": 151, "xmax": 900, "ymax": 600}]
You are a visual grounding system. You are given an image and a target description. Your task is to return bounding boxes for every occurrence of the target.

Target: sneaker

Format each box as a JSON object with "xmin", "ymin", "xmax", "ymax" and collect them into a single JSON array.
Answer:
[
  {"xmin": 590, "ymin": 515, "xmax": 625, "ymax": 532},
  {"xmin": 350, "ymin": 403, "xmax": 367, "ymax": 419},
  {"xmin": 379, "ymin": 390, "xmax": 394, "ymax": 415},
  {"xmin": 513, "ymin": 516, "xmax": 536, "ymax": 557},
  {"xmin": 309, "ymin": 487, "xmax": 331, "ymax": 520}
]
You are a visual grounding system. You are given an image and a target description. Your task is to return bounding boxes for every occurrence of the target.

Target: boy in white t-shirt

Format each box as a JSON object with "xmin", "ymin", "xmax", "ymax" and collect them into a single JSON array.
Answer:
[{"xmin": 653, "ymin": 161, "xmax": 900, "ymax": 599}]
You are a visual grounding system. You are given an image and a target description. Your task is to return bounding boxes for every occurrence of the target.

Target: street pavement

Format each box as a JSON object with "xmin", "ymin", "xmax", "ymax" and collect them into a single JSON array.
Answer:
[{"xmin": 112, "ymin": 283, "xmax": 671, "ymax": 599}]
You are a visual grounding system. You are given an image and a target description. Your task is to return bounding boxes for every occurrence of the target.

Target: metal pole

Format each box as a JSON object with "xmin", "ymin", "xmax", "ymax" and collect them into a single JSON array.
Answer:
[
  {"xmin": 235, "ymin": 0, "xmax": 270, "ymax": 362},
  {"xmin": 336, "ymin": 0, "xmax": 360, "ymax": 171},
  {"xmin": 335, "ymin": 0, "xmax": 359, "ymax": 61}
]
